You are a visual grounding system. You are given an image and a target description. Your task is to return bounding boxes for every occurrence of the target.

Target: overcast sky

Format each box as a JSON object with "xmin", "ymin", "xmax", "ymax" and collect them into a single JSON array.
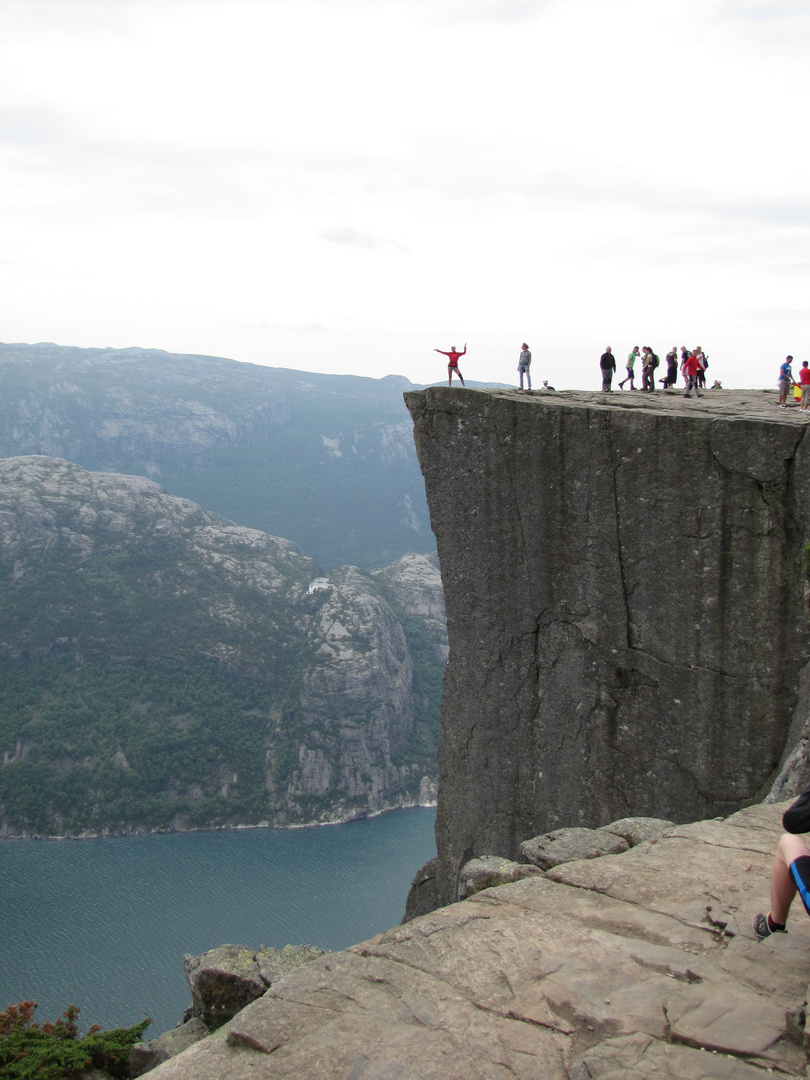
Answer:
[{"xmin": 1, "ymin": 0, "xmax": 808, "ymax": 389}]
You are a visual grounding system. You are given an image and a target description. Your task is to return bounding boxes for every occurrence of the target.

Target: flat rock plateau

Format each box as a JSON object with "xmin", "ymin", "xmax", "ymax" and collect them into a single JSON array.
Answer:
[{"xmin": 147, "ymin": 799, "xmax": 810, "ymax": 1079}]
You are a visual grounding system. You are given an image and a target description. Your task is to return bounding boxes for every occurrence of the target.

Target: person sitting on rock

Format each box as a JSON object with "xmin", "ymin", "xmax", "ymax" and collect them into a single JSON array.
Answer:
[{"xmin": 753, "ymin": 783, "xmax": 810, "ymax": 938}]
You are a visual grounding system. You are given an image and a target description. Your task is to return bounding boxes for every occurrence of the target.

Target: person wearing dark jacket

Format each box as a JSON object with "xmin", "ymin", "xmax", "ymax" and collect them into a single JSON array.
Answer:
[
  {"xmin": 753, "ymin": 784, "xmax": 810, "ymax": 938},
  {"xmin": 600, "ymin": 346, "xmax": 616, "ymax": 392}
]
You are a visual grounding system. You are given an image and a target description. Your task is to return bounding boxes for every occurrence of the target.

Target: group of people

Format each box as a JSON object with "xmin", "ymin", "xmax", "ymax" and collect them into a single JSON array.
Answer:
[
  {"xmin": 778, "ymin": 356, "xmax": 810, "ymax": 412},
  {"xmin": 601, "ymin": 345, "xmax": 713, "ymax": 397},
  {"xmin": 435, "ymin": 343, "xmax": 810, "ymax": 409},
  {"xmin": 434, "ymin": 342, "xmax": 553, "ymax": 391}
]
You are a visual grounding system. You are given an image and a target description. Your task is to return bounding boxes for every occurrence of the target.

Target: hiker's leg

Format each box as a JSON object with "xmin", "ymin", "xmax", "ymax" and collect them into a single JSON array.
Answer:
[{"xmin": 772, "ymin": 834, "xmax": 810, "ymax": 924}]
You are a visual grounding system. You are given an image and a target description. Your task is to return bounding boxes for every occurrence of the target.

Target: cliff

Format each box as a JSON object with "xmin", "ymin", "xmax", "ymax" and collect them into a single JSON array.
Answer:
[
  {"xmin": 404, "ymin": 387, "xmax": 810, "ymax": 908},
  {"xmin": 0, "ymin": 456, "xmax": 444, "ymax": 835}
]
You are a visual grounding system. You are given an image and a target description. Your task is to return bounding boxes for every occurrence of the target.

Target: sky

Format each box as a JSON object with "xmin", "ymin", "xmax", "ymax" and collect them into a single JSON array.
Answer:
[{"xmin": 1, "ymin": 0, "xmax": 808, "ymax": 390}]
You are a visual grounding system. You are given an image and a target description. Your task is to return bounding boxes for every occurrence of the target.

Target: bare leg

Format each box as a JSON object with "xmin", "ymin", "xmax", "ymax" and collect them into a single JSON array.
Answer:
[{"xmin": 770, "ymin": 833, "xmax": 810, "ymax": 924}]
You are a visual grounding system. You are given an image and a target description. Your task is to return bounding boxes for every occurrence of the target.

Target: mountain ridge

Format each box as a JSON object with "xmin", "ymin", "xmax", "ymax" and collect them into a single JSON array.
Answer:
[{"xmin": 0, "ymin": 456, "xmax": 445, "ymax": 837}]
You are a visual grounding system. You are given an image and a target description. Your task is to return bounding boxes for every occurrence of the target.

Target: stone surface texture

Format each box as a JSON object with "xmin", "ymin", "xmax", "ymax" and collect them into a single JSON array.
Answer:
[
  {"xmin": 458, "ymin": 855, "xmax": 543, "ymax": 900},
  {"xmin": 183, "ymin": 946, "xmax": 268, "ymax": 1028},
  {"xmin": 129, "ymin": 1017, "xmax": 210, "ymax": 1077},
  {"xmin": 146, "ymin": 801, "xmax": 810, "ymax": 1079},
  {"xmin": 520, "ymin": 827, "xmax": 630, "ymax": 869},
  {"xmin": 404, "ymin": 387, "xmax": 810, "ymax": 907}
]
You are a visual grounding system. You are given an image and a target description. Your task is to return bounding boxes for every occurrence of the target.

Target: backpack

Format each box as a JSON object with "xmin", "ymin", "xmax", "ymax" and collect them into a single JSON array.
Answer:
[{"xmin": 651, "ymin": 354, "xmax": 659, "ymax": 369}]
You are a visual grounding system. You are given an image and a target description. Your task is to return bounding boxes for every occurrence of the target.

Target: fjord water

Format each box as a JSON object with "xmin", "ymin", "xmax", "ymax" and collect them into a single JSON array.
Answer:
[{"xmin": 0, "ymin": 808, "xmax": 436, "ymax": 1036}]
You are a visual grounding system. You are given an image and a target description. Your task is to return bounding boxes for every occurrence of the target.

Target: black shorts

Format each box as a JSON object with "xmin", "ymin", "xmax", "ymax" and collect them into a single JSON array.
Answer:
[{"xmin": 789, "ymin": 855, "xmax": 810, "ymax": 915}]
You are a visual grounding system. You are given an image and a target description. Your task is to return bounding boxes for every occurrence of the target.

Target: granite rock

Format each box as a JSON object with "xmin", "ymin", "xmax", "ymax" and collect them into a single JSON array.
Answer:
[
  {"xmin": 458, "ymin": 855, "xmax": 543, "ymax": 899},
  {"xmin": 129, "ymin": 1018, "xmax": 209, "ymax": 1077},
  {"xmin": 405, "ymin": 387, "xmax": 810, "ymax": 908},
  {"xmin": 254, "ymin": 944, "xmax": 328, "ymax": 986},
  {"xmin": 601, "ymin": 815, "xmax": 675, "ymax": 846},
  {"xmin": 183, "ymin": 946, "xmax": 267, "ymax": 1028},
  {"xmin": 145, "ymin": 801, "xmax": 810, "ymax": 1080},
  {"xmin": 520, "ymin": 827, "xmax": 630, "ymax": 870}
]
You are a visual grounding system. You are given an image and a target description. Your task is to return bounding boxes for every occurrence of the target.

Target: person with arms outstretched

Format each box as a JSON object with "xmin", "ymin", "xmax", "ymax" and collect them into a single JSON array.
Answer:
[{"xmin": 435, "ymin": 344, "xmax": 467, "ymax": 387}]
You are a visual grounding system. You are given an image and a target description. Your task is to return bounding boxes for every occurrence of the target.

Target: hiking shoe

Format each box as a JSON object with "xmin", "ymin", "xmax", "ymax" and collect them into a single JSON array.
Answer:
[{"xmin": 753, "ymin": 913, "xmax": 787, "ymax": 939}]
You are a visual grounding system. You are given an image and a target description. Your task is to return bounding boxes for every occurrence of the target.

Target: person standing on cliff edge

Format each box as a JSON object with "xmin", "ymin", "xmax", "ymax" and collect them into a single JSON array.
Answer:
[
  {"xmin": 778, "ymin": 356, "xmax": 795, "ymax": 409},
  {"xmin": 435, "ymin": 344, "xmax": 466, "ymax": 387},
  {"xmin": 799, "ymin": 361, "xmax": 810, "ymax": 413},
  {"xmin": 619, "ymin": 346, "xmax": 639, "ymax": 389},
  {"xmin": 518, "ymin": 343, "xmax": 532, "ymax": 390},
  {"xmin": 599, "ymin": 346, "xmax": 616, "ymax": 392},
  {"xmin": 754, "ymin": 782, "xmax": 810, "ymax": 939}
]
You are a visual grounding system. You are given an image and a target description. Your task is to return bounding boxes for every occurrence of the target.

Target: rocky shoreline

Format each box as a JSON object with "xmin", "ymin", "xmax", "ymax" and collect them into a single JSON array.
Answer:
[{"xmin": 0, "ymin": 787, "xmax": 438, "ymax": 841}]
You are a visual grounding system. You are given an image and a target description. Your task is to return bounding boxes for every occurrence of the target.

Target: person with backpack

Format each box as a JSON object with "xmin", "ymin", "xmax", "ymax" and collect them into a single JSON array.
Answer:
[
  {"xmin": 641, "ymin": 347, "xmax": 659, "ymax": 392},
  {"xmin": 599, "ymin": 346, "xmax": 616, "ymax": 392}
]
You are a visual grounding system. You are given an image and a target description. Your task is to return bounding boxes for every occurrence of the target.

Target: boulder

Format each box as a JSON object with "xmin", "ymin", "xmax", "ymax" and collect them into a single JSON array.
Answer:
[
  {"xmin": 520, "ymin": 827, "xmax": 629, "ymax": 870},
  {"xmin": 602, "ymin": 815, "xmax": 675, "ymax": 846},
  {"xmin": 255, "ymin": 944, "xmax": 328, "ymax": 986},
  {"xmin": 403, "ymin": 856, "xmax": 441, "ymax": 922},
  {"xmin": 458, "ymin": 855, "xmax": 543, "ymax": 899},
  {"xmin": 182, "ymin": 946, "xmax": 267, "ymax": 1028},
  {"xmin": 129, "ymin": 1017, "xmax": 209, "ymax": 1077}
]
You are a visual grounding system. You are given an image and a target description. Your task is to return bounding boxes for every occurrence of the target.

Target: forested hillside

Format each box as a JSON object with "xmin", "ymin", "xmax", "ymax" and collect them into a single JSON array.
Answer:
[
  {"xmin": 0, "ymin": 457, "xmax": 446, "ymax": 836},
  {"xmin": 0, "ymin": 343, "xmax": 434, "ymax": 570}
]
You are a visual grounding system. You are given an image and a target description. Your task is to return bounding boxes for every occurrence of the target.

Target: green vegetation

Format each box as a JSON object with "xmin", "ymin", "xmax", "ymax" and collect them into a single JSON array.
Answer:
[
  {"xmin": 0, "ymin": 348, "xmax": 447, "ymax": 833},
  {"xmin": 0, "ymin": 654, "xmax": 274, "ymax": 834},
  {"xmin": 0, "ymin": 1001, "xmax": 150, "ymax": 1080}
]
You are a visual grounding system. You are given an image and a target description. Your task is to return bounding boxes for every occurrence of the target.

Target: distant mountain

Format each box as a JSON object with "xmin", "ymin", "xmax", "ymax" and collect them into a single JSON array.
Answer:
[
  {"xmin": 0, "ymin": 457, "xmax": 446, "ymax": 837},
  {"xmin": 0, "ymin": 343, "xmax": 435, "ymax": 570}
]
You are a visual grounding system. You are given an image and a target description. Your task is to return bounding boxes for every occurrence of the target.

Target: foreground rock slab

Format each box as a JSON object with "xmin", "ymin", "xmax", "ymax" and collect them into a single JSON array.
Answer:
[{"xmin": 147, "ymin": 801, "xmax": 810, "ymax": 1079}]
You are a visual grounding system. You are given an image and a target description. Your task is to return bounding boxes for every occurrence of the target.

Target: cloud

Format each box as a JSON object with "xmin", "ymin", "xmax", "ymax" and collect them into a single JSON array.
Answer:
[{"xmin": 319, "ymin": 228, "xmax": 408, "ymax": 252}]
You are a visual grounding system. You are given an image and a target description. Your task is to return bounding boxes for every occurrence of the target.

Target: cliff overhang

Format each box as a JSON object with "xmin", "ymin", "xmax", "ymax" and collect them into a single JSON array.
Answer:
[{"xmin": 405, "ymin": 387, "xmax": 810, "ymax": 908}]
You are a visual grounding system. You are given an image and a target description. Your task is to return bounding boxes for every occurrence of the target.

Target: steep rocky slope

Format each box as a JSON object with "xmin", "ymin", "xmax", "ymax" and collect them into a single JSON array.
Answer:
[
  {"xmin": 405, "ymin": 386, "xmax": 810, "ymax": 908},
  {"xmin": 0, "ymin": 457, "xmax": 445, "ymax": 835},
  {"xmin": 0, "ymin": 342, "xmax": 434, "ymax": 569}
]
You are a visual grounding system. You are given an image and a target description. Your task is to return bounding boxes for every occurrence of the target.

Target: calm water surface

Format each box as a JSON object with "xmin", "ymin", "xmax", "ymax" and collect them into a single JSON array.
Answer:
[{"xmin": 0, "ymin": 808, "xmax": 436, "ymax": 1036}]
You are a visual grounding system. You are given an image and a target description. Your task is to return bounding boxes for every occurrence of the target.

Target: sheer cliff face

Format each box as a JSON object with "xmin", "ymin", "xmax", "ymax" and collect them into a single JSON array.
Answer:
[{"xmin": 406, "ymin": 387, "xmax": 810, "ymax": 906}]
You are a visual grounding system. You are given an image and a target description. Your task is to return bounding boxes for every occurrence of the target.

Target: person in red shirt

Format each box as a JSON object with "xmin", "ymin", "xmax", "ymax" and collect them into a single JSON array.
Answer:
[
  {"xmin": 434, "ymin": 344, "xmax": 467, "ymax": 387},
  {"xmin": 683, "ymin": 350, "xmax": 705, "ymax": 399},
  {"xmin": 798, "ymin": 361, "xmax": 810, "ymax": 414}
]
